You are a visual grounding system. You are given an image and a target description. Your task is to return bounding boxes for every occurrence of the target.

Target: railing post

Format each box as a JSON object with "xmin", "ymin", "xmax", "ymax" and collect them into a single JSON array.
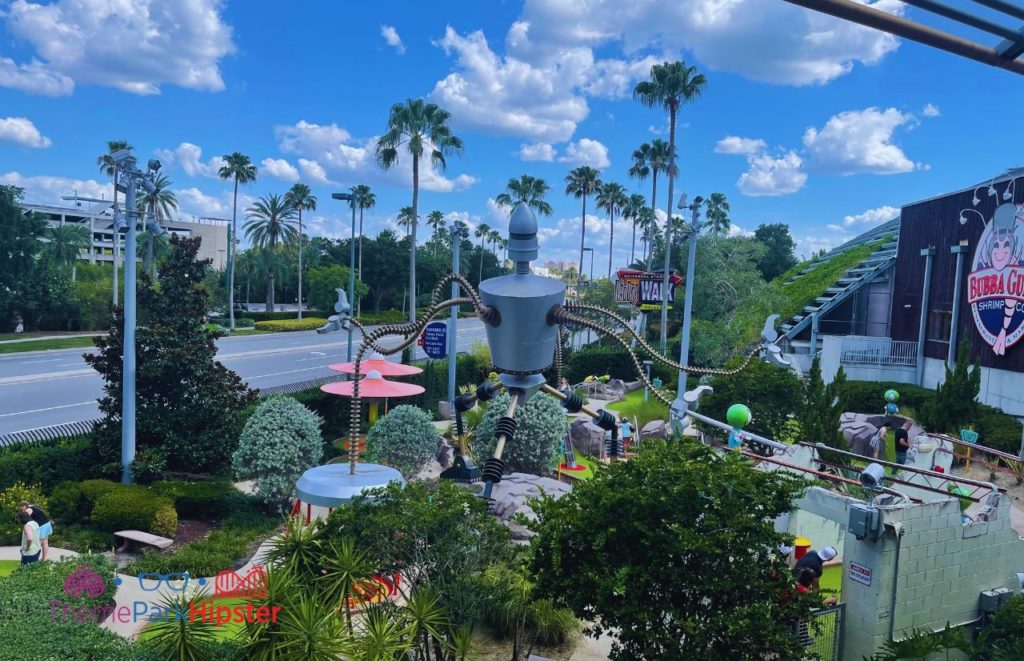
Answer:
[{"xmin": 916, "ymin": 248, "xmax": 935, "ymax": 385}]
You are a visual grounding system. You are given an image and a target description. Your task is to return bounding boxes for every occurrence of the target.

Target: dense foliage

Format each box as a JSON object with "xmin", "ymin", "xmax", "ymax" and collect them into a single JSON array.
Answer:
[
  {"xmin": 233, "ymin": 396, "xmax": 323, "ymax": 504},
  {"xmin": 528, "ymin": 439, "xmax": 812, "ymax": 660},
  {"xmin": 365, "ymin": 404, "xmax": 439, "ymax": 478},
  {"xmin": 0, "ymin": 482, "xmax": 46, "ymax": 544},
  {"xmin": 701, "ymin": 357, "xmax": 804, "ymax": 441},
  {"xmin": 87, "ymin": 236, "xmax": 257, "ymax": 474},
  {"xmin": 0, "ymin": 435, "xmax": 103, "ymax": 491},
  {"xmin": 801, "ymin": 356, "xmax": 847, "ymax": 452},
  {"xmin": 475, "ymin": 392, "xmax": 568, "ymax": 475},
  {"xmin": 920, "ymin": 339, "xmax": 981, "ymax": 435}
]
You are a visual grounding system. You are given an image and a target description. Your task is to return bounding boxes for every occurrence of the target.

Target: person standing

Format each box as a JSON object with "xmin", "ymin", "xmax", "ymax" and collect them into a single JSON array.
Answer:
[
  {"xmin": 620, "ymin": 416, "xmax": 635, "ymax": 452},
  {"xmin": 18, "ymin": 511, "xmax": 41, "ymax": 565},
  {"xmin": 894, "ymin": 421, "xmax": 912, "ymax": 465},
  {"xmin": 19, "ymin": 501, "xmax": 52, "ymax": 561}
]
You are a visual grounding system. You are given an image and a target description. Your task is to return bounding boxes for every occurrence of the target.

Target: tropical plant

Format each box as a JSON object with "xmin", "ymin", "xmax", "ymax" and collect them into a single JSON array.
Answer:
[
  {"xmin": 233, "ymin": 396, "xmax": 323, "ymax": 506},
  {"xmin": 753, "ymin": 222, "xmax": 798, "ymax": 282},
  {"xmin": 481, "ymin": 563, "xmax": 579, "ymax": 659},
  {"xmin": 244, "ymin": 194, "xmax": 298, "ymax": 311},
  {"xmin": 219, "ymin": 152, "xmax": 258, "ymax": 329},
  {"xmin": 284, "ymin": 183, "xmax": 317, "ymax": 319},
  {"xmin": 634, "ymin": 60, "xmax": 707, "ymax": 349},
  {"xmin": 234, "ymin": 249, "xmax": 257, "ymax": 306},
  {"xmin": 139, "ymin": 588, "xmax": 220, "ymax": 661},
  {"xmin": 349, "ymin": 184, "xmax": 376, "ymax": 315},
  {"xmin": 137, "ymin": 173, "xmax": 178, "ymax": 277},
  {"xmin": 376, "ymin": 98, "xmax": 464, "ymax": 324},
  {"xmin": 397, "ymin": 205, "xmax": 417, "ymax": 236},
  {"xmin": 474, "ymin": 222, "xmax": 492, "ymax": 283},
  {"xmin": 318, "ymin": 537, "xmax": 374, "ymax": 635},
  {"xmin": 43, "ymin": 223, "xmax": 91, "ymax": 281},
  {"xmin": 475, "ymin": 392, "xmax": 567, "ymax": 475},
  {"xmin": 596, "ymin": 181, "xmax": 628, "ymax": 279},
  {"xmin": 621, "ymin": 193, "xmax": 646, "ymax": 267},
  {"xmin": 488, "ymin": 229, "xmax": 502, "ymax": 260},
  {"xmin": 426, "ymin": 209, "xmax": 447, "ymax": 256},
  {"xmin": 565, "ymin": 166, "xmax": 602, "ymax": 283},
  {"xmin": 495, "ymin": 175, "xmax": 554, "ymax": 216},
  {"xmin": 97, "ymin": 140, "xmax": 132, "ymax": 305},
  {"xmin": 636, "ymin": 206, "xmax": 658, "ymax": 264},
  {"xmin": 365, "ymin": 404, "xmax": 439, "ymax": 479},
  {"xmin": 705, "ymin": 192, "xmax": 730, "ymax": 235},
  {"xmin": 629, "ymin": 140, "xmax": 672, "ymax": 263}
]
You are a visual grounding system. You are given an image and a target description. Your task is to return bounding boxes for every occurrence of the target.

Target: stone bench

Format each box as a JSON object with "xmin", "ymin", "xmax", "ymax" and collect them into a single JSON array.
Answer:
[{"xmin": 114, "ymin": 530, "xmax": 174, "ymax": 553}]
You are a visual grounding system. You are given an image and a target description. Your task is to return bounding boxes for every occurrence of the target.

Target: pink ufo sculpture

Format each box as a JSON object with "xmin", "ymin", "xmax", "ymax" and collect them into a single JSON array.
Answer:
[
  {"xmin": 321, "ymin": 370, "xmax": 426, "ymax": 399},
  {"xmin": 328, "ymin": 352, "xmax": 423, "ymax": 378}
]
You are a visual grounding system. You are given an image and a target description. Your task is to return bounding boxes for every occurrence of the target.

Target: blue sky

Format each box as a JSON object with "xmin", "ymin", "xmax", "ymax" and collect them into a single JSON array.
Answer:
[{"xmin": 1, "ymin": 0, "xmax": 1023, "ymax": 266}]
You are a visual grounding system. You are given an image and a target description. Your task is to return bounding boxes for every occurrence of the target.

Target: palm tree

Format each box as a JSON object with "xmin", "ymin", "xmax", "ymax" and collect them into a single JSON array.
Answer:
[
  {"xmin": 97, "ymin": 139, "xmax": 133, "ymax": 305},
  {"xmin": 348, "ymin": 184, "xmax": 375, "ymax": 316},
  {"xmin": 284, "ymin": 183, "xmax": 317, "ymax": 319},
  {"xmin": 474, "ymin": 222, "xmax": 491, "ymax": 283},
  {"xmin": 487, "ymin": 229, "xmax": 501, "ymax": 255},
  {"xmin": 376, "ymin": 98, "xmax": 464, "ymax": 324},
  {"xmin": 636, "ymin": 206, "xmax": 657, "ymax": 264},
  {"xmin": 396, "ymin": 206, "xmax": 417, "ymax": 236},
  {"xmin": 494, "ymin": 175, "xmax": 553, "ymax": 216},
  {"xmin": 564, "ymin": 166, "xmax": 602, "ymax": 283},
  {"xmin": 426, "ymin": 210, "xmax": 446, "ymax": 256},
  {"xmin": 499, "ymin": 237, "xmax": 509, "ymax": 263},
  {"xmin": 136, "ymin": 173, "xmax": 177, "ymax": 277},
  {"xmin": 596, "ymin": 181, "xmax": 628, "ymax": 279},
  {"xmin": 44, "ymin": 223, "xmax": 90, "ymax": 281},
  {"xmin": 705, "ymin": 192, "xmax": 731, "ymax": 235},
  {"xmin": 219, "ymin": 153, "xmax": 258, "ymax": 329},
  {"xmin": 622, "ymin": 193, "xmax": 647, "ymax": 266},
  {"xmin": 634, "ymin": 60, "xmax": 707, "ymax": 350},
  {"xmin": 234, "ymin": 249, "xmax": 256, "ymax": 306},
  {"xmin": 244, "ymin": 194, "xmax": 297, "ymax": 312},
  {"xmin": 629, "ymin": 139, "xmax": 673, "ymax": 262}
]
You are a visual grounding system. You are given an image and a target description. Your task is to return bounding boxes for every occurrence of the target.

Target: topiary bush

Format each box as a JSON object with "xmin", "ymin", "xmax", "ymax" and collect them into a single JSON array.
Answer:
[
  {"xmin": 365, "ymin": 404, "xmax": 439, "ymax": 478},
  {"xmin": 79, "ymin": 479, "xmax": 120, "ymax": 509},
  {"xmin": 49, "ymin": 481, "xmax": 88, "ymax": 524},
  {"xmin": 475, "ymin": 392, "xmax": 567, "ymax": 475},
  {"xmin": 91, "ymin": 487, "xmax": 178, "ymax": 537},
  {"xmin": 233, "ymin": 396, "xmax": 323, "ymax": 504},
  {"xmin": 0, "ymin": 482, "xmax": 46, "ymax": 545},
  {"xmin": 148, "ymin": 479, "xmax": 244, "ymax": 519},
  {"xmin": 253, "ymin": 318, "xmax": 328, "ymax": 331}
]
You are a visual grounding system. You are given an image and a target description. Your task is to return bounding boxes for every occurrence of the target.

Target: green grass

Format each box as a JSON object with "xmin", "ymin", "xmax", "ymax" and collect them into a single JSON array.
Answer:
[
  {"xmin": 0, "ymin": 560, "xmax": 19, "ymax": 577},
  {"xmin": 0, "ymin": 336, "xmax": 98, "ymax": 354},
  {"xmin": 552, "ymin": 449, "xmax": 597, "ymax": 479},
  {"xmin": 136, "ymin": 596, "xmax": 251, "ymax": 642},
  {"xmin": 820, "ymin": 564, "xmax": 842, "ymax": 598},
  {"xmin": 606, "ymin": 389, "xmax": 669, "ymax": 428}
]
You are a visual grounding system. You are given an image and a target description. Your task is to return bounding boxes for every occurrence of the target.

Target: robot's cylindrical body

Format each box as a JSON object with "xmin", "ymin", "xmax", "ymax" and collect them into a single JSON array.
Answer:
[{"xmin": 478, "ymin": 273, "xmax": 565, "ymax": 375}]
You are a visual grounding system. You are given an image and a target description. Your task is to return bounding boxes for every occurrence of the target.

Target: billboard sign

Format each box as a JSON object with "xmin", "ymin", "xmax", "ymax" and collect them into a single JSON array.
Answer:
[
  {"xmin": 614, "ymin": 269, "xmax": 683, "ymax": 311},
  {"xmin": 964, "ymin": 198, "xmax": 1024, "ymax": 356}
]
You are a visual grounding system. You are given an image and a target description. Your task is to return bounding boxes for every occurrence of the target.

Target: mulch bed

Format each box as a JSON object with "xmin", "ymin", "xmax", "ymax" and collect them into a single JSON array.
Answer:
[{"xmin": 167, "ymin": 519, "xmax": 218, "ymax": 552}]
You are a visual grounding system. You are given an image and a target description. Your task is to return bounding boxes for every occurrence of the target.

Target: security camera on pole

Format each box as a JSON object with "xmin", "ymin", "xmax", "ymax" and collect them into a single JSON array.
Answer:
[{"xmin": 113, "ymin": 149, "xmax": 162, "ymax": 484}]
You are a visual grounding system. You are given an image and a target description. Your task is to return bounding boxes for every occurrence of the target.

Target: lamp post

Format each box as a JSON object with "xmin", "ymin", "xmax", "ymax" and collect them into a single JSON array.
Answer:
[
  {"xmin": 112, "ymin": 149, "xmax": 161, "ymax": 484},
  {"xmin": 670, "ymin": 193, "xmax": 703, "ymax": 434},
  {"xmin": 331, "ymin": 192, "xmax": 358, "ymax": 362}
]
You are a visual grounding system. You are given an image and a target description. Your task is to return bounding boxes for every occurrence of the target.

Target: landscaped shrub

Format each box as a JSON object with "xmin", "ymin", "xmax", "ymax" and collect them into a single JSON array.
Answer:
[
  {"xmin": 130, "ymin": 446, "xmax": 169, "ymax": 484},
  {"xmin": 976, "ymin": 593, "xmax": 1024, "ymax": 660},
  {"xmin": 975, "ymin": 405, "xmax": 1024, "ymax": 455},
  {"xmin": 0, "ymin": 435, "xmax": 102, "ymax": 492},
  {"xmin": 564, "ymin": 345, "xmax": 676, "ymax": 386},
  {"xmin": 149, "ymin": 479, "xmax": 244, "ymax": 519},
  {"xmin": 253, "ymin": 317, "xmax": 328, "ymax": 332},
  {"xmin": 0, "ymin": 482, "xmax": 46, "ymax": 545},
  {"xmin": 49, "ymin": 480, "xmax": 88, "ymax": 524},
  {"xmin": 236, "ymin": 317, "xmax": 256, "ymax": 328},
  {"xmin": 289, "ymin": 388, "xmax": 350, "ymax": 444},
  {"xmin": 475, "ymin": 392, "xmax": 567, "ymax": 475},
  {"xmin": 49, "ymin": 524, "xmax": 116, "ymax": 553},
  {"xmin": 79, "ymin": 479, "xmax": 120, "ymax": 508},
  {"xmin": 700, "ymin": 357, "xmax": 803, "ymax": 442},
  {"xmin": 233, "ymin": 396, "xmax": 323, "ymax": 505},
  {"xmin": 0, "ymin": 555, "xmax": 131, "ymax": 659},
  {"xmin": 365, "ymin": 404, "xmax": 439, "ymax": 478},
  {"xmin": 91, "ymin": 487, "xmax": 177, "ymax": 537}
]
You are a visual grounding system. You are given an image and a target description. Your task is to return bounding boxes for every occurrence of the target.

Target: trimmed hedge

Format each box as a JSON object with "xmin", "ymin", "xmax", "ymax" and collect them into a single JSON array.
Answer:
[
  {"xmin": 0, "ymin": 435, "xmax": 104, "ymax": 492},
  {"xmin": 243, "ymin": 310, "xmax": 303, "ymax": 322},
  {"xmin": 149, "ymin": 479, "xmax": 244, "ymax": 518},
  {"xmin": 91, "ymin": 487, "xmax": 177, "ymax": 537},
  {"xmin": 564, "ymin": 346, "xmax": 679, "ymax": 387},
  {"xmin": 49, "ymin": 480, "xmax": 88, "ymax": 524},
  {"xmin": 254, "ymin": 317, "xmax": 328, "ymax": 331}
]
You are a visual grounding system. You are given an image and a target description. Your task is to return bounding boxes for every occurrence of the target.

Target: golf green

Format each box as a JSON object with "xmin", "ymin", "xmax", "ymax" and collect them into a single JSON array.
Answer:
[{"xmin": 0, "ymin": 560, "xmax": 19, "ymax": 577}]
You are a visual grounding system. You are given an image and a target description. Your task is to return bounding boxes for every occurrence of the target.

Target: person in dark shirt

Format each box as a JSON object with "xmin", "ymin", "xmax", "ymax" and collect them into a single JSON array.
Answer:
[
  {"xmin": 792, "ymin": 545, "xmax": 837, "ymax": 586},
  {"xmin": 19, "ymin": 501, "xmax": 51, "ymax": 561},
  {"xmin": 894, "ymin": 421, "xmax": 912, "ymax": 465}
]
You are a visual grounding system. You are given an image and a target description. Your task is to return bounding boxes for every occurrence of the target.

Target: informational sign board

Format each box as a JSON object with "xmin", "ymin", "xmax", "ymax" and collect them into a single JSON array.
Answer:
[
  {"xmin": 849, "ymin": 562, "xmax": 872, "ymax": 587},
  {"xmin": 614, "ymin": 269, "xmax": 683, "ymax": 311},
  {"xmin": 422, "ymin": 321, "xmax": 448, "ymax": 359},
  {"xmin": 965, "ymin": 198, "xmax": 1024, "ymax": 355}
]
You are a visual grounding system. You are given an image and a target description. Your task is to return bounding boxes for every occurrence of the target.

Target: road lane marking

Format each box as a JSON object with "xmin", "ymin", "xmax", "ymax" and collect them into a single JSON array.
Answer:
[
  {"xmin": 17, "ymin": 358, "xmax": 64, "ymax": 365},
  {"xmin": 0, "ymin": 401, "xmax": 95, "ymax": 418},
  {"xmin": 246, "ymin": 366, "xmax": 338, "ymax": 380},
  {"xmin": 0, "ymin": 369, "xmax": 95, "ymax": 385}
]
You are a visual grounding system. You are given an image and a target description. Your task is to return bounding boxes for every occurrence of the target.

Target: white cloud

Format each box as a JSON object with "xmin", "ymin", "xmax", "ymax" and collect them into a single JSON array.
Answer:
[
  {"xmin": 0, "ymin": 171, "xmax": 109, "ymax": 203},
  {"xmin": 737, "ymin": 150, "xmax": 808, "ymax": 197},
  {"xmin": 260, "ymin": 158, "xmax": 299, "ymax": 182},
  {"xmin": 380, "ymin": 25, "xmax": 405, "ymax": 54},
  {"xmin": 0, "ymin": 57, "xmax": 73, "ymax": 96},
  {"xmin": 715, "ymin": 136, "xmax": 767, "ymax": 156},
  {"xmin": 154, "ymin": 143, "xmax": 226, "ymax": 179},
  {"xmin": 803, "ymin": 107, "xmax": 923, "ymax": 174},
  {"xmin": 582, "ymin": 55, "xmax": 663, "ymax": 98},
  {"xmin": 727, "ymin": 223, "xmax": 754, "ymax": 238},
  {"xmin": 841, "ymin": 204, "xmax": 900, "ymax": 227},
  {"xmin": 826, "ymin": 224, "xmax": 844, "ymax": 232},
  {"xmin": 518, "ymin": 142, "xmax": 556, "ymax": 162},
  {"xmin": 922, "ymin": 103, "xmax": 940, "ymax": 117},
  {"xmin": 647, "ymin": 124, "xmax": 667, "ymax": 135},
  {"xmin": 274, "ymin": 120, "xmax": 477, "ymax": 193},
  {"xmin": 3, "ymin": 0, "xmax": 234, "ymax": 95},
  {"xmin": 0, "ymin": 117, "xmax": 51, "ymax": 148},
  {"xmin": 558, "ymin": 138, "xmax": 610, "ymax": 169},
  {"xmin": 176, "ymin": 187, "xmax": 228, "ymax": 218},
  {"xmin": 796, "ymin": 233, "xmax": 847, "ymax": 260}
]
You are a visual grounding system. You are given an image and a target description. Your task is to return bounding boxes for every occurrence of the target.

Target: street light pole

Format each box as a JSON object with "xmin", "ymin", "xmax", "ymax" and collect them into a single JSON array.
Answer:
[
  {"xmin": 332, "ymin": 192, "xmax": 358, "ymax": 362},
  {"xmin": 670, "ymin": 194, "xmax": 703, "ymax": 433}
]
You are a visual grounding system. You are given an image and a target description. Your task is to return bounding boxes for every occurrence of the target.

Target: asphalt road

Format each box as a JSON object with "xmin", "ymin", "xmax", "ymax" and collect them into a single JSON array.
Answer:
[{"xmin": 0, "ymin": 318, "xmax": 489, "ymax": 436}]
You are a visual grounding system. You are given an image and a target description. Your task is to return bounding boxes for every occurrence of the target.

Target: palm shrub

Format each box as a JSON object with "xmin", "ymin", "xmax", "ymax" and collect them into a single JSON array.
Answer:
[
  {"xmin": 475, "ymin": 392, "xmax": 567, "ymax": 475},
  {"xmin": 365, "ymin": 404, "xmax": 438, "ymax": 478},
  {"xmin": 233, "ymin": 396, "xmax": 323, "ymax": 506},
  {"xmin": 138, "ymin": 589, "xmax": 219, "ymax": 661}
]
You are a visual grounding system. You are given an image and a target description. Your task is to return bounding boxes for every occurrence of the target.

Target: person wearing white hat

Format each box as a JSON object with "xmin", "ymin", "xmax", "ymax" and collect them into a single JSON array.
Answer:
[{"xmin": 792, "ymin": 546, "xmax": 838, "ymax": 586}]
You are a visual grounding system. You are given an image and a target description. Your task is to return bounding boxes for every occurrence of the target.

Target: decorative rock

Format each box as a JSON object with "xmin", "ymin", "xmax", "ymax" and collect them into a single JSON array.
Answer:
[
  {"xmin": 485, "ymin": 472, "xmax": 571, "ymax": 541},
  {"xmin": 570, "ymin": 418, "xmax": 606, "ymax": 458},
  {"xmin": 436, "ymin": 437, "xmax": 454, "ymax": 468},
  {"xmin": 640, "ymin": 419, "xmax": 670, "ymax": 441},
  {"xmin": 838, "ymin": 412, "xmax": 926, "ymax": 458}
]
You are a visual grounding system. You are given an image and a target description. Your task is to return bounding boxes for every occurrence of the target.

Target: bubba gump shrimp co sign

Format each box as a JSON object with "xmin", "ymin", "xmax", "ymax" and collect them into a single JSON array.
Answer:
[{"xmin": 965, "ymin": 201, "xmax": 1024, "ymax": 356}]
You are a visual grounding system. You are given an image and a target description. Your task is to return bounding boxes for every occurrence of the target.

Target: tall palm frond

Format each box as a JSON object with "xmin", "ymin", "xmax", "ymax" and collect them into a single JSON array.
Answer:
[{"xmin": 565, "ymin": 166, "xmax": 602, "ymax": 283}]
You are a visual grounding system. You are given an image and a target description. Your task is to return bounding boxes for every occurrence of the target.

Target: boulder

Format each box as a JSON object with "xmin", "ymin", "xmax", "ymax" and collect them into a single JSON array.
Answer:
[
  {"xmin": 571, "ymin": 418, "xmax": 606, "ymax": 459},
  {"xmin": 623, "ymin": 379, "xmax": 644, "ymax": 393},
  {"xmin": 603, "ymin": 379, "xmax": 628, "ymax": 399},
  {"xmin": 487, "ymin": 472, "xmax": 571, "ymax": 541},
  {"xmin": 838, "ymin": 412, "xmax": 926, "ymax": 459},
  {"xmin": 435, "ymin": 437, "xmax": 454, "ymax": 468},
  {"xmin": 640, "ymin": 419, "xmax": 670, "ymax": 441}
]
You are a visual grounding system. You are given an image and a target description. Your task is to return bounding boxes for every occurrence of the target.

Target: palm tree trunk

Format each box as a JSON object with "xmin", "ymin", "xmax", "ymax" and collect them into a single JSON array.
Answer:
[
  {"xmin": 357, "ymin": 207, "xmax": 364, "ymax": 317},
  {"xmin": 297, "ymin": 209, "xmax": 303, "ymax": 320},
  {"xmin": 409, "ymin": 155, "xmax": 419, "ymax": 326},
  {"xmin": 267, "ymin": 272, "xmax": 275, "ymax": 312},
  {"xmin": 608, "ymin": 207, "xmax": 615, "ymax": 280},
  {"xmin": 578, "ymin": 196, "xmax": 587, "ymax": 284},
  {"xmin": 660, "ymin": 104, "xmax": 679, "ymax": 352},
  {"xmin": 229, "ymin": 177, "xmax": 239, "ymax": 330}
]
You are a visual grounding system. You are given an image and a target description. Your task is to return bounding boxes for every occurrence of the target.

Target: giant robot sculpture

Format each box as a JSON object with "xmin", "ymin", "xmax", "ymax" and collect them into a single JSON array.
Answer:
[{"xmin": 337, "ymin": 204, "xmax": 790, "ymax": 500}]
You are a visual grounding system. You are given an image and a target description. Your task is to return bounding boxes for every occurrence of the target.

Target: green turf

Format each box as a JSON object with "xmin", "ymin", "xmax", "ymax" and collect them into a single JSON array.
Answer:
[
  {"xmin": 606, "ymin": 389, "xmax": 669, "ymax": 427},
  {"xmin": 0, "ymin": 560, "xmax": 19, "ymax": 577},
  {"xmin": 553, "ymin": 449, "xmax": 597, "ymax": 479},
  {"xmin": 819, "ymin": 564, "xmax": 842, "ymax": 598},
  {"xmin": 137, "ymin": 597, "xmax": 252, "ymax": 642},
  {"xmin": 0, "ymin": 336, "xmax": 98, "ymax": 354}
]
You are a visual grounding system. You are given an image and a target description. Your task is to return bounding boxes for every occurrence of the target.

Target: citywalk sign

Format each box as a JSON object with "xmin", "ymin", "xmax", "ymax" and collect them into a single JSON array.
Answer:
[{"xmin": 614, "ymin": 269, "xmax": 683, "ymax": 311}]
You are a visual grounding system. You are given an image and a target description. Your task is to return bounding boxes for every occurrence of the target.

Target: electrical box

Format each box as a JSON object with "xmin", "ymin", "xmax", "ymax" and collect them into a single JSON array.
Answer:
[
  {"xmin": 979, "ymin": 587, "xmax": 1013, "ymax": 614},
  {"xmin": 849, "ymin": 503, "xmax": 881, "ymax": 541}
]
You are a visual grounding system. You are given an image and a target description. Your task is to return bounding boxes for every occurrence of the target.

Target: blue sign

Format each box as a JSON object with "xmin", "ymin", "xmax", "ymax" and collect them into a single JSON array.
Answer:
[{"xmin": 423, "ymin": 321, "xmax": 448, "ymax": 359}]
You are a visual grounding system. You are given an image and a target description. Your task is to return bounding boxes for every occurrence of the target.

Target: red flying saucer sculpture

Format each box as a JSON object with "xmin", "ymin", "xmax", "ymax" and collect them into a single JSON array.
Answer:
[{"xmin": 328, "ymin": 352, "xmax": 423, "ymax": 378}]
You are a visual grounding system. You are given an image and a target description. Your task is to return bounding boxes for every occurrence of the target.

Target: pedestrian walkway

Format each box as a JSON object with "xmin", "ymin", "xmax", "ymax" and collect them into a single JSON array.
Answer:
[{"xmin": 0, "ymin": 546, "xmax": 79, "ymax": 561}]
